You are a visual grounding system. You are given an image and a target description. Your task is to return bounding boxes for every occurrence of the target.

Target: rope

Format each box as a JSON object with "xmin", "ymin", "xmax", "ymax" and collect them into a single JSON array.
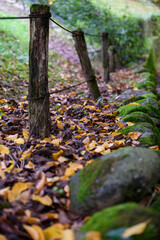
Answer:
[
  {"xmin": 50, "ymin": 18, "xmax": 73, "ymax": 34},
  {"xmin": 27, "ymin": 81, "xmax": 86, "ymax": 100},
  {"xmin": 0, "ymin": 13, "xmax": 51, "ymax": 20},
  {"xmin": 0, "ymin": 14, "xmax": 101, "ymax": 37}
]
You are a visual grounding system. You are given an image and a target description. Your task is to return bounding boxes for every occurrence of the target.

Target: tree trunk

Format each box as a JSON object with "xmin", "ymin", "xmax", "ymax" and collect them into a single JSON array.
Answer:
[
  {"xmin": 102, "ymin": 32, "xmax": 110, "ymax": 83},
  {"xmin": 72, "ymin": 29, "xmax": 101, "ymax": 101},
  {"xmin": 28, "ymin": 4, "xmax": 51, "ymax": 138}
]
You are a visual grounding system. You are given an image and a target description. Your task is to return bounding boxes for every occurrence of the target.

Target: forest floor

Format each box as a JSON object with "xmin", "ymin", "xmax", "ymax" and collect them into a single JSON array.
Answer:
[{"xmin": 0, "ymin": 1, "xmax": 156, "ymax": 240}]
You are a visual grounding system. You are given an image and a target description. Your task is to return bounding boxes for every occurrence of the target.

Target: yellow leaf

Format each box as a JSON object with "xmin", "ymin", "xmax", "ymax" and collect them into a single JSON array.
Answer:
[
  {"xmin": 23, "ymin": 129, "xmax": 29, "ymax": 140},
  {"xmin": 31, "ymin": 194, "xmax": 52, "ymax": 206},
  {"xmin": 116, "ymin": 121, "xmax": 125, "ymax": 128},
  {"xmin": 26, "ymin": 217, "xmax": 41, "ymax": 224},
  {"xmin": 32, "ymin": 225, "xmax": 45, "ymax": 240},
  {"xmin": 57, "ymin": 120, "xmax": 64, "ymax": 130},
  {"xmin": 0, "ymin": 145, "xmax": 9, "ymax": 155},
  {"xmin": 128, "ymin": 102, "xmax": 139, "ymax": 105},
  {"xmin": 149, "ymin": 145, "xmax": 159, "ymax": 150},
  {"xmin": 14, "ymin": 138, "xmax": 25, "ymax": 145},
  {"xmin": 115, "ymin": 140, "xmax": 125, "ymax": 145},
  {"xmin": 23, "ymin": 224, "xmax": 39, "ymax": 240},
  {"xmin": 25, "ymin": 161, "xmax": 35, "ymax": 169},
  {"xmin": 104, "ymin": 104, "xmax": 110, "ymax": 109},
  {"xmin": 101, "ymin": 149, "xmax": 111, "ymax": 155},
  {"xmin": 51, "ymin": 139, "xmax": 61, "ymax": 146},
  {"xmin": 6, "ymin": 133, "xmax": 18, "ymax": 141},
  {"xmin": 84, "ymin": 105, "xmax": 96, "ymax": 111},
  {"xmin": 95, "ymin": 145, "xmax": 105, "ymax": 153},
  {"xmin": 16, "ymin": 190, "xmax": 31, "ymax": 204},
  {"xmin": 45, "ymin": 213, "xmax": 59, "ymax": 220},
  {"xmin": 62, "ymin": 229, "xmax": 75, "ymax": 240},
  {"xmin": 64, "ymin": 167, "xmax": 75, "ymax": 177},
  {"xmin": 127, "ymin": 122, "xmax": 134, "ymax": 126},
  {"xmin": 44, "ymin": 225, "xmax": 63, "ymax": 240},
  {"xmin": 0, "ymin": 163, "xmax": 6, "ymax": 179},
  {"xmin": 111, "ymin": 132, "xmax": 121, "ymax": 137},
  {"xmin": 0, "ymin": 234, "xmax": 7, "ymax": 240},
  {"xmin": 85, "ymin": 231, "xmax": 101, "ymax": 240},
  {"xmin": 121, "ymin": 219, "xmax": 151, "ymax": 238},
  {"xmin": 8, "ymin": 182, "xmax": 33, "ymax": 203},
  {"xmin": 89, "ymin": 140, "xmax": 97, "ymax": 150},
  {"xmin": 58, "ymin": 156, "xmax": 69, "ymax": 163},
  {"xmin": 83, "ymin": 137, "xmax": 90, "ymax": 145},
  {"xmin": 40, "ymin": 138, "xmax": 51, "ymax": 143},
  {"xmin": 52, "ymin": 150, "xmax": 63, "ymax": 160},
  {"xmin": 69, "ymin": 162, "xmax": 83, "ymax": 171},
  {"xmin": 128, "ymin": 132, "xmax": 141, "ymax": 140},
  {"xmin": 70, "ymin": 125, "xmax": 76, "ymax": 130}
]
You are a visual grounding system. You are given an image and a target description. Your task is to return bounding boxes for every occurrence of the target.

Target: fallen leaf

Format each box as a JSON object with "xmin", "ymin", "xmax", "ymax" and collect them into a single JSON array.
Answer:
[
  {"xmin": 36, "ymin": 172, "xmax": 46, "ymax": 194},
  {"xmin": 23, "ymin": 129, "xmax": 29, "ymax": 141},
  {"xmin": 85, "ymin": 231, "xmax": 101, "ymax": 240},
  {"xmin": 6, "ymin": 133, "xmax": 18, "ymax": 141},
  {"xmin": 32, "ymin": 194, "xmax": 52, "ymax": 206},
  {"xmin": 121, "ymin": 219, "xmax": 151, "ymax": 238},
  {"xmin": 23, "ymin": 224, "xmax": 40, "ymax": 240},
  {"xmin": 128, "ymin": 132, "xmax": 141, "ymax": 140},
  {"xmin": 95, "ymin": 145, "xmax": 105, "ymax": 153},
  {"xmin": 0, "ymin": 145, "xmax": 9, "ymax": 155},
  {"xmin": 51, "ymin": 139, "xmax": 61, "ymax": 146},
  {"xmin": 8, "ymin": 182, "xmax": 33, "ymax": 203},
  {"xmin": 44, "ymin": 225, "xmax": 63, "ymax": 240},
  {"xmin": 52, "ymin": 150, "xmax": 63, "ymax": 160},
  {"xmin": 0, "ymin": 234, "xmax": 7, "ymax": 240},
  {"xmin": 128, "ymin": 102, "xmax": 139, "ymax": 105},
  {"xmin": 62, "ymin": 229, "xmax": 75, "ymax": 240},
  {"xmin": 14, "ymin": 138, "xmax": 25, "ymax": 145},
  {"xmin": 64, "ymin": 167, "xmax": 75, "ymax": 178}
]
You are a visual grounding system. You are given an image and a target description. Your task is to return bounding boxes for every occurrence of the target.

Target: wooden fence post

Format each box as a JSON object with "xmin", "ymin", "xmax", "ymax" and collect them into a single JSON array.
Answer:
[
  {"xmin": 102, "ymin": 32, "xmax": 110, "ymax": 83},
  {"xmin": 72, "ymin": 29, "xmax": 101, "ymax": 101},
  {"xmin": 28, "ymin": 4, "xmax": 51, "ymax": 138}
]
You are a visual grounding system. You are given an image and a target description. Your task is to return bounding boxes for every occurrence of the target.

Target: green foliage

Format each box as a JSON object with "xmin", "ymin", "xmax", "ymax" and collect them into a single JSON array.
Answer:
[{"xmin": 27, "ymin": 0, "xmax": 160, "ymax": 64}]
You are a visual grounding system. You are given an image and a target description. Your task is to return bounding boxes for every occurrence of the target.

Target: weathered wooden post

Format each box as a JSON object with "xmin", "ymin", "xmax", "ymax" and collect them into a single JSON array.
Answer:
[
  {"xmin": 102, "ymin": 32, "xmax": 110, "ymax": 83},
  {"xmin": 72, "ymin": 29, "xmax": 101, "ymax": 101},
  {"xmin": 28, "ymin": 4, "xmax": 51, "ymax": 138}
]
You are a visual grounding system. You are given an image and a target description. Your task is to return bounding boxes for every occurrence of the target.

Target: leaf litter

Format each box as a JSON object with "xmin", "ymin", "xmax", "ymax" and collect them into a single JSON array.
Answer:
[{"xmin": 0, "ymin": 58, "xmax": 145, "ymax": 239}]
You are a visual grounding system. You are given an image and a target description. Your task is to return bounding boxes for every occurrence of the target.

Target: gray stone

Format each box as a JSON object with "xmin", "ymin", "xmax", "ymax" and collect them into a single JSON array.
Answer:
[
  {"xmin": 70, "ymin": 147, "xmax": 160, "ymax": 216},
  {"xmin": 116, "ymin": 89, "xmax": 148, "ymax": 102}
]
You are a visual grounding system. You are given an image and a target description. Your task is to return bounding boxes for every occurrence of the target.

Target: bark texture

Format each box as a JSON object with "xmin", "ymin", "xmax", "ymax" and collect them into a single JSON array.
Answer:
[
  {"xmin": 72, "ymin": 29, "xmax": 101, "ymax": 101},
  {"xmin": 29, "ymin": 4, "xmax": 51, "ymax": 138},
  {"xmin": 102, "ymin": 32, "xmax": 110, "ymax": 82}
]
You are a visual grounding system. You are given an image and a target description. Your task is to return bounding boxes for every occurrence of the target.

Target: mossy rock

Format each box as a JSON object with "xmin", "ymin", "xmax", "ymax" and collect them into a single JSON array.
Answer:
[
  {"xmin": 116, "ymin": 89, "xmax": 149, "ymax": 102},
  {"xmin": 135, "ymin": 72, "xmax": 157, "ymax": 92},
  {"xmin": 118, "ymin": 103, "xmax": 160, "ymax": 119},
  {"xmin": 120, "ymin": 93, "xmax": 158, "ymax": 106},
  {"xmin": 120, "ymin": 122, "xmax": 160, "ymax": 147},
  {"xmin": 144, "ymin": 46, "xmax": 157, "ymax": 74},
  {"xmin": 70, "ymin": 147, "xmax": 160, "ymax": 216},
  {"xmin": 77, "ymin": 203, "xmax": 160, "ymax": 240},
  {"xmin": 122, "ymin": 112, "xmax": 155, "ymax": 127}
]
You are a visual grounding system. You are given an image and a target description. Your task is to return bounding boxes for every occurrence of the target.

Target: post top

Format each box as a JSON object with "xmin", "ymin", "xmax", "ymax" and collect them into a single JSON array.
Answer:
[{"xmin": 30, "ymin": 4, "xmax": 50, "ymax": 14}]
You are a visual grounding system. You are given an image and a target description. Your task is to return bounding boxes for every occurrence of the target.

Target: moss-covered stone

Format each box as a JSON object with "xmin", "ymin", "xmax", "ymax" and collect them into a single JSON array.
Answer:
[
  {"xmin": 77, "ymin": 203, "xmax": 160, "ymax": 240},
  {"xmin": 120, "ymin": 93, "xmax": 158, "ymax": 106},
  {"xmin": 70, "ymin": 147, "xmax": 160, "ymax": 216},
  {"xmin": 120, "ymin": 122, "xmax": 160, "ymax": 146},
  {"xmin": 137, "ymin": 97, "xmax": 160, "ymax": 110},
  {"xmin": 122, "ymin": 112, "xmax": 155, "ymax": 126},
  {"xmin": 118, "ymin": 103, "xmax": 160, "ymax": 119}
]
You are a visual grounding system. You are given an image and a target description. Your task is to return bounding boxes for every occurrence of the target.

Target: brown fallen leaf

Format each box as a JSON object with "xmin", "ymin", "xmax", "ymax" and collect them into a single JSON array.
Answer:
[
  {"xmin": 31, "ymin": 194, "xmax": 52, "ymax": 206},
  {"xmin": 8, "ymin": 182, "xmax": 33, "ymax": 203},
  {"xmin": 128, "ymin": 132, "xmax": 141, "ymax": 140},
  {"xmin": 121, "ymin": 219, "xmax": 151, "ymax": 238}
]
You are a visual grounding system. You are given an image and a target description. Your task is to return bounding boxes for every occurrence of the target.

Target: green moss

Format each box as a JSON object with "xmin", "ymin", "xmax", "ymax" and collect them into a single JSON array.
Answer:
[
  {"xmin": 80, "ymin": 203, "xmax": 160, "ymax": 240},
  {"xmin": 118, "ymin": 103, "xmax": 160, "ymax": 118},
  {"xmin": 30, "ymin": 4, "xmax": 50, "ymax": 14},
  {"xmin": 120, "ymin": 93, "xmax": 158, "ymax": 106},
  {"xmin": 77, "ymin": 153, "xmax": 130, "ymax": 203},
  {"xmin": 144, "ymin": 47, "xmax": 157, "ymax": 74},
  {"xmin": 122, "ymin": 112, "xmax": 155, "ymax": 126},
  {"xmin": 120, "ymin": 123, "xmax": 160, "ymax": 146}
]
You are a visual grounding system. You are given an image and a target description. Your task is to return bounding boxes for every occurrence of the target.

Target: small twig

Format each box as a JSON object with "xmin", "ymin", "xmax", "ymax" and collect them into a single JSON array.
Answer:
[{"xmin": 147, "ymin": 189, "xmax": 158, "ymax": 207}]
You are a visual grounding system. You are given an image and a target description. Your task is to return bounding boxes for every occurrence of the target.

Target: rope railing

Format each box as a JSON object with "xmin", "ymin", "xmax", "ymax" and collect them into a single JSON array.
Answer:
[{"xmin": 0, "ymin": 15, "xmax": 101, "ymax": 37}]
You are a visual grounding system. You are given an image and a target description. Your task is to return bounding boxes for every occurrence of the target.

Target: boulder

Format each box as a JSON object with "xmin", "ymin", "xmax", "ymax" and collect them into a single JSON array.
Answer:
[
  {"xmin": 70, "ymin": 147, "xmax": 160, "ymax": 216},
  {"xmin": 76, "ymin": 203, "xmax": 160, "ymax": 240}
]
